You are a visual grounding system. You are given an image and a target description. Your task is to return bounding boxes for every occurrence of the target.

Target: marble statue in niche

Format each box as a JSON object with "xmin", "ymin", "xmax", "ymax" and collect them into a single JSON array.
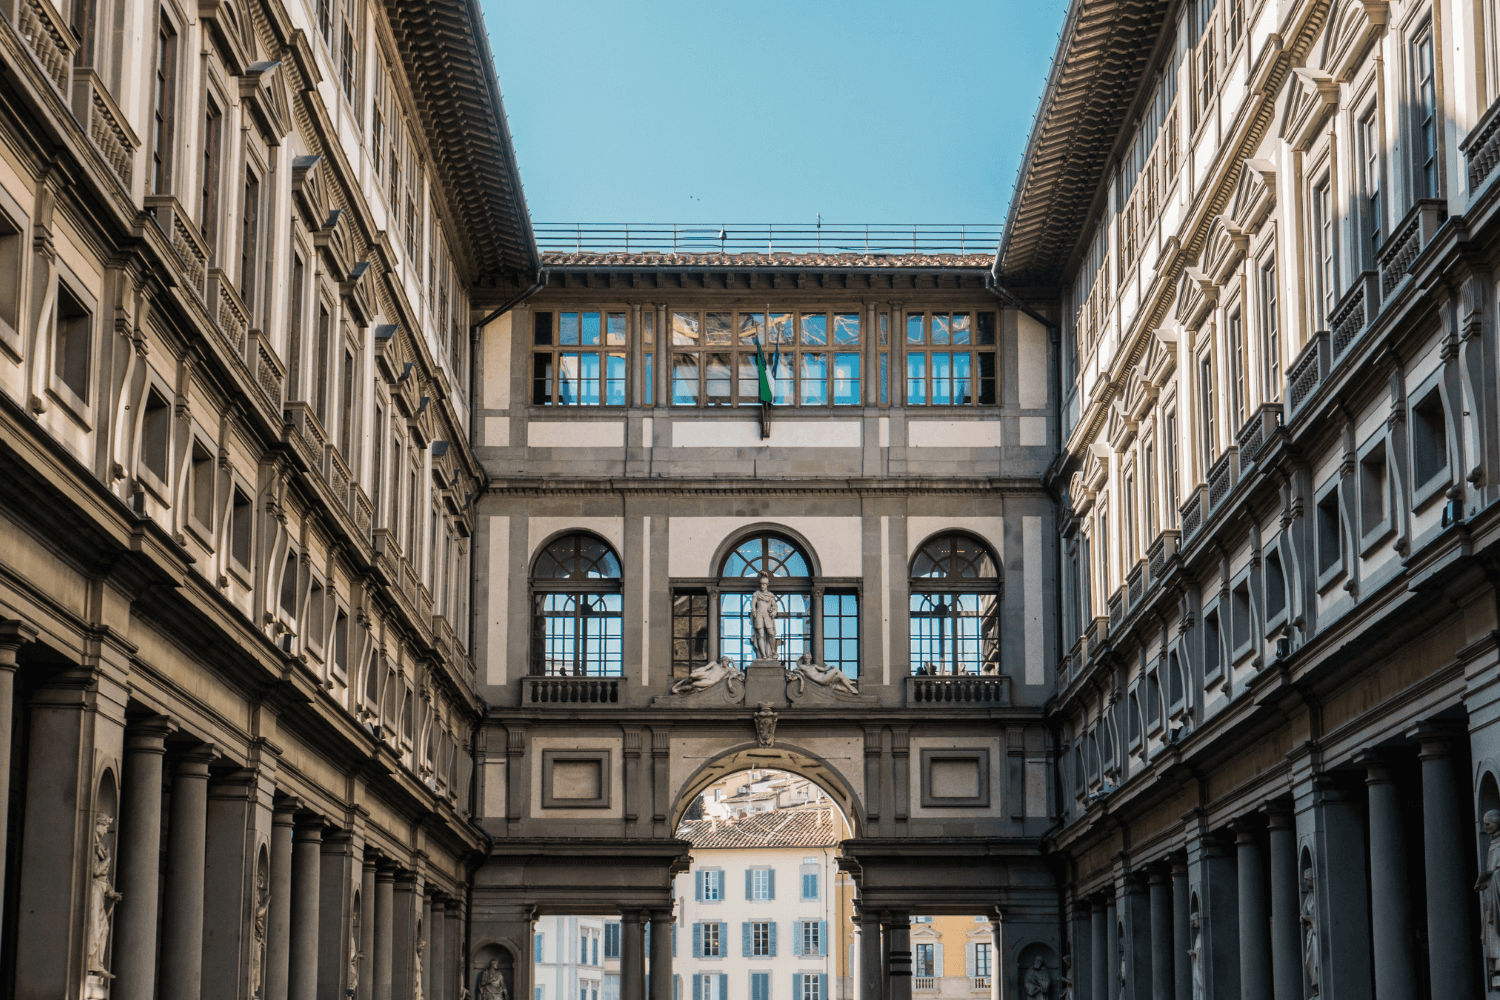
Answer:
[
  {"xmin": 250, "ymin": 866, "xmax": 269, "ymax": 998},
  {"xmin": 1023, "ymin": 956, "xmax": 1051, "ymax": 997},
  {"xmin": 749, "ymin": 576, "xmax": 779, "ymax": 660},
  {"xmin": 788, "ymin": 652, "xmax": 859, "ymax": 696},
  {"xmin": 1478, "ymin": 809, "xmax": 1500, "ymax": 974},
  {"xmin": 414, "ymin": 939, "xmax": 425, "ymax": 1000},
  {"xmin": 1056, "ymin": 956, "xmax": 1073, "ymax": 1000},
  {"xmin": 86, "ymin": 813, "xmax": 122, "ymax": 976},
  {"xmin": 478, "ymin": 959, "xmax": 509, "ymax": 1000},
  {"xmin": 1301, "ymin": 869, "xmax": 1320, "ymax": 995},
  {"xmin": 670, "ymin": 656, "xmax": 743, "ymax": 696},
  {"xmin": 348, "ymin": 915, "xmax": 363, "ymax": 991},
  {"xmin": 1188, "ymin": 913, "xmax": 1203, "ymax": 1000}
]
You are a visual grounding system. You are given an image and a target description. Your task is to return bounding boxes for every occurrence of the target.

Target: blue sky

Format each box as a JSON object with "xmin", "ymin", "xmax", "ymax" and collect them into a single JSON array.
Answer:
[{"xmin": 478, "ymin": 0, "xmax": 1067, "ymax": 226}]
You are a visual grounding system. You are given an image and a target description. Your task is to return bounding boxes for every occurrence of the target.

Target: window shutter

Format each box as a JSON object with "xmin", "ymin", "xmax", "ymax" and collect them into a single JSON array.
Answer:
[
  {"xmin": 743, "ymin": 922, "xmax": 752, "ymax": 957},
  {"xmin": 818, "ymin": 921, "xmax": 828, "ymax": 957},
  {"xmin": 933, "ymin": 943, "xmax": 943, "ymax": 975},
  {"xmin": 746, "ymin": 868, "xmax": 754, "ymax": 900},
  {"xmin": 672, "ymin": 925, "xmax": 678, "ymax": 957},
  {"xmin": 965, "ymin": 944, "xmax": 975, "ymax": 977},
  {"xmin": 769, "ymin": 921, "xmax": 777, "ymax": 957},
  {"xmin": 719, "ymin": 974, "xmax": 728, "ymax": 1000},
  {"xmin": 791, "ymin": 975, "xmax": 800, "ymax": 1000},
  {"xmin": 693, "ymin": 975, "xmax": 701, "ymax": 1000},
  {"xmin": 792, "ymin": 921, "xmax": 802, "ymax": 956},
  {"xmin": 819, "ymin": 975, "xmax": 827, "ymax": 1000},
  {"xmin": 768, "ymin": 868, "xmax": 775, "ymax": 899},
  {"xmin": 673, "ymin": 976, "xmax": 679, "ymax": 1000},
  {"xmin": 696, "ymin": 871, "xmax": 704, "ymax": 901},
  {"xmin": 693, "ymin": 923, "xmax": 703, "ymax": 958}
]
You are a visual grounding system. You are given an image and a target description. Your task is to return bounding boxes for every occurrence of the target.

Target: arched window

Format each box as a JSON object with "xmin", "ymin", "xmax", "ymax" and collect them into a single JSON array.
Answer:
[
  {"xmin": 670, "ymin": 531, "xmax": 859, "ymax": 676},
  {"xmin": 531, "ymin": 533, "xmax": 623, "ymax": 676},
  {"xmin": 908, "ymin": 533, "xmax": 999, "ymax": 676}
]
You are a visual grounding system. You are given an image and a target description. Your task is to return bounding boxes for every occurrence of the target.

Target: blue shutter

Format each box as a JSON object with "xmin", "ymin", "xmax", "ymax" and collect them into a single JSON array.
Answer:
[
  {"xmin": 934, "ymin": 943, "xmax": 943, "ymax": 975},
  {"xmin": 673, "ymin": 925, "xmax": 678, "ymax": 957},
  {"xmin": 693, "ymin": 922, "xmax": 703, "ymax": 958},
  {"xmin": 769, "ymin": 921, "xmax": 777, "ymax": 957},
  {"xmin": 818, "ymin": 921, "xmax": 827, "ymax": 957},
  {"xmin": 746, "ymin": 868, "xmax": 753, "ymax": 900},
  {"xmin": 791, "ymin": 976, "xmax": 799, "ymax": 1000},
  {"xmin": 696, "ymin": 871, "xmax": 704, "ymax": 901},
  {"xmin": 719, "ymin": 974, "xmax": 728, "ymax": 1000},
  {"xmin": 965, "ymin": 944, "xmax": 975, "ymax": 977},
  {"xmin": 767, "ymin": 868, "xmax": 775, "ymax": 900},
  {"xmin": 818, "ymin": 975, "xmax": 827, "ymax": 1000},
  {"xmin": 743, "ymin": 922, "xmax": 752, "ymax": 957},
  {"xmin": 693, "ymin": 975, "xmax": 701, "ymax": 1000},
  {"xmin": 792, "ymin": 921, "xmax": 802, "ymax": 957}
]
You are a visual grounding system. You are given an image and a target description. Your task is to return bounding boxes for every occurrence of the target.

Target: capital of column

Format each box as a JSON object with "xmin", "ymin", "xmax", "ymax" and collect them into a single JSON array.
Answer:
[
  {"xmin": 273, "ymin": 796, "xmax": 302, "ymax": 827},
  {"xmin": 647, "ymin": 906, "xmax": 673, "ymax": 922},
  {"xmin": 620, "ymin": 909, "xmax": 644, "ymax": 926},
  {"xmin": 1170, "ymin": 855, "xmax": 1189, "ymax": 875},
  {"xmin": 1228, "ymin": 817, "xmax": 1259, "ymax": 844},
  {"xmin": 172, "ymin": 743, "xmax": 218, "ymax": 777},
  {"xmin": 1353, "ymin": 748, "xmax": 1397, "ymax": 783},
  {"xmin": 1263, "ymin": 806, "xmax": 1294, "ymax": 830},
  {"xmin": 1147, "ymin": 870, "xmax": 1169, "ymax": 886},
  {"xmin": 292, "ymin": 814, "xmax": 325, "ymax": 842},
  {"xmin": 444, "ymin": 898, "xmax": 462, "ymax": 914},
  {"xmin": 124, "ymin": 715, "xmax": 176, "ymax": 754},
  {"xmin": 0, "ymin": 619, "xmax": 38, "ymax": 666}
]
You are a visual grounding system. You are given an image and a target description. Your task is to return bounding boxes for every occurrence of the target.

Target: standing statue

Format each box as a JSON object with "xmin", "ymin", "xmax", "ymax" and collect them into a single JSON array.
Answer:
[
  {"xmin": 478, "ymin": 959, "xmax": 510, "ymax": 1000},
  {"xmin": 1478, "ymin": 809, "xmax": 1500, "ymax": 973},
  {"xmin": 670, "ymin": 656, "xmax": 743, "ymax": 696},
  {"xmin": 413, "ymin": 939, "xmax": 425, "ymax": 1000},
  {"xmin": 749, "ymin": 576, "xmax": 779, "ymax": 660},
  {"xmin": 1118, "ymin": 923, "xmax": 1127, "ymax": 990},
  {"xmin": 1023, "ymin": 956, "xmax": 1051, "ymax": 997},
  {"xmin": 348, "ymin": 918, "xmax": 363, "ymax": 991},
  {"xmin": 1301, "ymin": 869, "xmax": 1320, "ymax": 995},
  {"xmin": 789, "ymin": 652, "xmax": 859, "ymax": 695},
  {"xmin": 1056, "ymin": 957, "xmax": 1073, "ymax": 1000},
  {"xmin": 1188, "ymin": 914, "xmax": 1204, "ymax": 1000},
  {"xmin": 85, "ymin": 813, "xmax": 122, "ymax": 975},
  {"xmin": 250, "ymin": 867, "xmax": 269, "ymax": 998}
]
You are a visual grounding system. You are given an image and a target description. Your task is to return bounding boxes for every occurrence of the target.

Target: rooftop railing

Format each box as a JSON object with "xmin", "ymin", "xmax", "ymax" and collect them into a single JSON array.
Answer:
[{"xmin": 533, "ymin": 222, "xmax": 1002, "ymax": 257}]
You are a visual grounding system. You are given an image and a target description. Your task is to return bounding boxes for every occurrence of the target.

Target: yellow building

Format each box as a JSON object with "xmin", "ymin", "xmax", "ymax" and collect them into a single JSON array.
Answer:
[{"xmin": 909, "ymin": 916, "xmax": 995, "ymax": 1000}]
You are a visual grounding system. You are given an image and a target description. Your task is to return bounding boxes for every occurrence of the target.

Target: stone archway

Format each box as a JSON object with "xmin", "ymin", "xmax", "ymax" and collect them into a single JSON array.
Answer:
[{"xmin": 670, "ymin": 742, "xmax": 865, "ymax": 835}]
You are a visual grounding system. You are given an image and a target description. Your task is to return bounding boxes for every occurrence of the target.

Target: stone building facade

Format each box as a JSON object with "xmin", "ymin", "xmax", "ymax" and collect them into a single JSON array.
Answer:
[
  {"xmin": 999, "ymin": 0, "xmax": 1500, "ymax": 992},
  {"xmin": 0, "ymin": 0, "xmax": 532, "ymax": 996}
]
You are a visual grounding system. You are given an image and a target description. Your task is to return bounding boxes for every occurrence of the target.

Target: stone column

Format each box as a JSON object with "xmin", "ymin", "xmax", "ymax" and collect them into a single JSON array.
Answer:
[
  {"xmin": 112, "ymin": 717, "xmax": 173, "ymax": 1000},
  {"xmin": 1121, "ymin": 878, "xmax": 1150, "ymax": 1000},
  {"xmin": 202, "ymin": 769, "xmax": 265, "ymax": 1000},
  {"xmin": 0, "ymin": 620, "xmax": 34, "ymax": 946},
  {"xmin": 1171, "ymin": 862, "xmax": 1190, "ymax": 1000},
  {"xmin": 621, "ymin": 908, "xmax": 646, "ymax": 1000},
  {"xmin": 1417, "ymin": 731, "xmax": 1477, "ymax": 998},
  {"xmin": 1310, "ymin": 777, "xmax": 1370, "ymax": 999},
  {"xmin": 358, "ymin": 857, "xmax": 377, "ymax": 1000},
  {"xmin": 1149, "ymin": 873, "xmax": 1171, "ymax": 1000},
  {"xmin": 445, "ymin": 899, "xmax": 464, "ymax": 1000},
  {"xmin": 430, "ymin": 894, "xmax": 447, "ymax": 1000},
  {"xmin": 266, "ymin": 801, "xmax": 297, "ymax": 1000},
  {"xmin": 1360, "ymin": 754, "xmax": 1418, "ymax": 1000},
  {"xmin": 1231, "ymin": 821, "xmax": 1270, "ymax": 1000},
  {"xmin": 288, "ymin": 816, "xmax": 323, "ymax": 1000},
  {"xmin": 1071, "ymin": 898, "xmax": 1092, "ymax": 1000},
  {"xmin": 318, "ymin": 829, "xmax": 358, "ymax": 1000},
  {"xmin": 648, "ymin": 907, "xmax": 674, "ymax": 1000},
  {"xmin": 392, "ymin": 873, "xmax": 420, "ymax": 999},
  {"xmin": 422, "ymin": 892, "xmax": 435, "ymax": 1000},
  {"xmin": 1105, "ymin": 897, "xmax": 1119, "ymax": 1000},
  {"xmin": 887, "ymin": 910, "xmax": 912, "ymax": 1000},
  {"xmin": 1265, "ymin": 811, "xmax": 1300, "ymax": 1000},
  {"xmin": 1091, "ymin": 898, "xmax": 1109, "ymax": 1000},
  {"xmin": 374, "ymin": 864, "xmax": 395, "ymax": 1000},
  {"xmin": 160, "ymin": 746, "xmax": 218, "ymax": 1000}
]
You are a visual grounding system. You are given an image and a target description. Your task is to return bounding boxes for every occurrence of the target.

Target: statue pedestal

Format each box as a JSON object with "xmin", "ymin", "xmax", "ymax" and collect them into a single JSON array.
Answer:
[
  {"xmin": 84, "ymin": 973, "xmax": 110, "ymax": 1000},
  {"xmin": 743, "ymin": 659, "xmax": 787, "ymax": 708}
]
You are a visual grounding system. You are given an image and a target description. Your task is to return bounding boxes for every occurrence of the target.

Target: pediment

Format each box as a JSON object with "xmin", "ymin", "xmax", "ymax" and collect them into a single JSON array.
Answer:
[
  {"xmin": 239, "ymin": 61, "xmax": 288, "ymax": 145},
  {"xmin": 291, "ymin": 155, "xmax": 326, "ymax": 229},
  {"xmin": 1282, "ymin": 68, "xmax": 1339, "ymax": 151},
  {"xmin": 1176, "ymin": 268, "xmax": 1217, "ymax": 330},
  {"xmin": 1227, "ymin": 159, "xmax": 1276, "ymax": 235},
  {"xmin": 1324, "ymin": 0, "xmax": 1389, "ymax": 81}
]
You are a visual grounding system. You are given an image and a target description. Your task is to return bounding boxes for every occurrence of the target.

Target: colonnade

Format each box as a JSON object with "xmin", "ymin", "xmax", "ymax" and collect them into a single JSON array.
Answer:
[
  {"xmin": 850, "ymin": 909, "xmax": 1001, "ymax": 1000},
  {"xmin": 610, "ymin": 908, "xmax": 677, "ymax": 1000},
  {"xmin": 1068, "ymin": 731, "xmax": 1478, "ymax": 1000}
]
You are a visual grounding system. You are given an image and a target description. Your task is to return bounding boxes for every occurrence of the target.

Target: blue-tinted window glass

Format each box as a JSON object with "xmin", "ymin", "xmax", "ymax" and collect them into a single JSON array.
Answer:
[
  {"xmin": 673, "ymin": 355, "xmax": 699, "ymax": 405},
  {"xmin": 560, "ymin": 313, "xmax": 580, "ymax": 345},
  {"xmin": 907, "ymin": 314, "xmax": 925, "ymax": 344},
  {"xmin": 606, "ymin": 312, "xmax": 627, "ymax": 345},
  {"xmin": 720, "ymin": 591, "xmax": 808, "ymax": 668},
  {"xmin": 800, "ymin": 314, "xmax": 826, "ymax": 345},
  {"xmin": 907, "ymin": 354, "xmax": 926, "ymax": 405},
  {"xmin": 951, "ymin": 313, "xmax": 971, "ymax": 345},
  {"xmin": 833, "ymin": 354, "xmax": 860, "ymax": 405},
  {"xmin": 932, "ymin": 353, "xmax": 952, "ymax": 405},
  {"xmin": 833, "ymin": 314, "xmax": 860, "ymax": 345},
  {"xmin": 822, "ymin": 592, "xmax": 859, "ymax": 678},
  {"xmin": 581, "ymin": 312, "xmax": 601, "ymax": 346},
  {"xmin": 605, "ymin": 353, "xmax": 626, "ymax": 406},
  {"xmin": 644, "ymin": 353, "xmax": 654, "ymax": 406},
  {"xmin": 800, "ymin": 353, "xmax": 827, "ymax": 405}
]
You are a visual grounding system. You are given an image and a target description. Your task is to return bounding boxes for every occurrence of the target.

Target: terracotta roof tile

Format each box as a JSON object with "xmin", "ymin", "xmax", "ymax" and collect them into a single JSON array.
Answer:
[{"xmin": 678, "ymin": 808, "xmax": 839, "ymax": 849}]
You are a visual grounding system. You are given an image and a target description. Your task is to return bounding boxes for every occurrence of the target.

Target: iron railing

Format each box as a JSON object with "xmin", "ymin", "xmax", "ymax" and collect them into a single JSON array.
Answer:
[{"xmin": 533, "ymin": 222, "xmax": 1002, "ymax": 257}]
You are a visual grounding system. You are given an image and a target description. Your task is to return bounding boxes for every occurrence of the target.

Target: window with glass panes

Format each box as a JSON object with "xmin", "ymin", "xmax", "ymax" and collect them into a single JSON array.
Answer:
[
  {"xmin": 530, "ymin": 534, "xmax": 623, "ymax": 676},
  {"xmin": 750, "ymin": 868, "xmax": 772, "ymax": 900},
  {"xmin": 914, "ymin": 944, "xmax": 935, "ymax": 977},
  {"xmin": 533, "ymin": 311, "xmax": 628, "ymax": 405},
  {"xmin": 1358, "ymin": 111, "xmax": 1382, "ymax": 267},
  {"xmin": 1311, "ymin": 181, "xmax": 1336, "ymax": 330},
  {"xmin": 905, "ymin": 311, "xmax": 996, "ymax": 405},
  {"xmin": 717, "ymin": 535, "xmax": 812, "ymax": 669},
  {"xmin": 668, "ymin": 309, "xmax": 860, "ymax": 407},
  {"xmin": 752, "ymin": 922, "xmax": 772, "ymax": 956},
  {"xmin": 974, "ymin": 943, "xmax": 992, "ymax": 977},
  {"xmin": 1413, "ymin": 27, "xmax": 1438, "ymax": 198},
  {"xmin": 822, "ymin": 592, "xmax": 859, "ymax": 679},
  {"xmin": 800, "ymin": 976, "xmax": 820, "ymax": 1000},
  {"xmin": 908, "ymin": 534, "xmax": 1000, "ymax": 675}
]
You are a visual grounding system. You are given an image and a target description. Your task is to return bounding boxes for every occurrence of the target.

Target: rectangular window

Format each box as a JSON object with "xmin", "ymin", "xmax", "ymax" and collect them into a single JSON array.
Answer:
[
  {"xmin": 371, "ymin": 405, "xmax": 384, "ymax": 519},
  {"xmin": 230, "ymin": 487, "xmax": 252, "ymax": 568},
  {"xmin": 974, "ymin": 943, "xmax": 992, "ymax": 978},
  {"xmin": 1360, "ymin": 442, "xmax": 1389, "ymax": 537},
  {"xmin": 1144, "ymin": 440, "xmax": 1158, "ymax": 536},
  {"xmin": 1230, "ymin": 579, "xmax": 1251, "ymax": 652},
  {"xmin": 666, "ymin": 310, "xmax": 859, "ymax": 407},
  {"xmin": 240, "ymin": 167, "xmax": 260, "ymax": 310},
  {"xmin": 1227, "ymin": 307, "xmax": 1246, "ymax": 428},
  {"xmin": 801, "ymin": 921, "xmax": 820, "ymax": 956},
  {"xmin": 1412, "ymin": 389, "xmax": 1449, "ymax": 486},
  {"xmin": 1316, "ymin": 486, "xmax": 1342, "ymax": 577},
  {"xmin": 1203, "ymin": 608, "xmax": 1222, "ymax": 679},
  {"xmin": 801, "ymin": 872, "xmax": 819, "ymax": 900},
  {"xmin": 315, "ymin": 306, "xmax": 332, "ymax": 421},
  {"xmin": 54, "ymin": 284, "xmax": 92, "ymax": 401},
  {"xmin": 190, "ymin": 440, "xmax": 214, "ymax": 526},
  {"xmin": 914, "ymin": 944, "xmax": 935, "ymax": 978},
  {"xmin": 821, "ymin": 591, "xmax": 859, "ymax": 680},
  {"xmin": 703, "ymin": 922, "xmax": 721, "ymax": 957},
  {"xmin": 672, "ymin": 591, "xmax": 710, "ymax": 671},
  {"xmin": 750, "ymin": 868, "xmax": 772, "ymax": 901},
  {"xmin": 800, "ymin": 976, "xmax": 820, "ymax": 1000},
  {"xmin": 1413, "ymin": 28, "xmax": 1438, "ymax": 199},
  {"xmin": 1164, "ymin": 409, "xmax": 1179, "ymax": 524},
  {"xmin": 752, "ymin": 922, "xmax": 772, "ymax": 957},
  {"xmin": 339, "ymin": 348, "xmax": 355, "ymax": 458},
  {"xmin": 1311, "ymin": 180, "xmax": 1336, "ymax": 330},
  {"xmin": 286, "ymin": 253, "xmax": 305, "ymax": 400},
  {"xmin": 531, "ymin": 311, "xmax": 628, "ymax": 406},
  {"xmin": 703, "ymin": 870, "xmax": 723, "ymax": 902},
  {"xmin": 141, "ymin": 388, "xmax": 171, "ymax": 481},
  {"xmin": 152, "ymin": 16, "xmax": 177, "ymax": 194},
  {"xmin": 1265, "ymin": 549, "xmax": 1286, "ymax": 620},
  {"xmin": 535, "ymin": 934, "xmax": 545, "ymax": 964},
  {"xmin": 879, "ymin": 352, "xmax": 889, "ymax": 405},
  {"xmin": 605, "ymin": 924, "xmax": 620, "ymax": 960},
  {"xmin": 1199, "ymin": 351, "xmax": 1217, "ymax": 465},
  {"xmin": 199, "ymin": 99, "xmax": 223, "ymax": 246},
  {"xmin": 903, "ymin": 312, "xmax": 997, "ymax": 406},
  {"xmin": 1260, "ymin": 259, "xmax": 1280, "ymax": 400},
  {"xmin": 1358, "ymin": 111, "xmax": 1383, "ymax": 266}
]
